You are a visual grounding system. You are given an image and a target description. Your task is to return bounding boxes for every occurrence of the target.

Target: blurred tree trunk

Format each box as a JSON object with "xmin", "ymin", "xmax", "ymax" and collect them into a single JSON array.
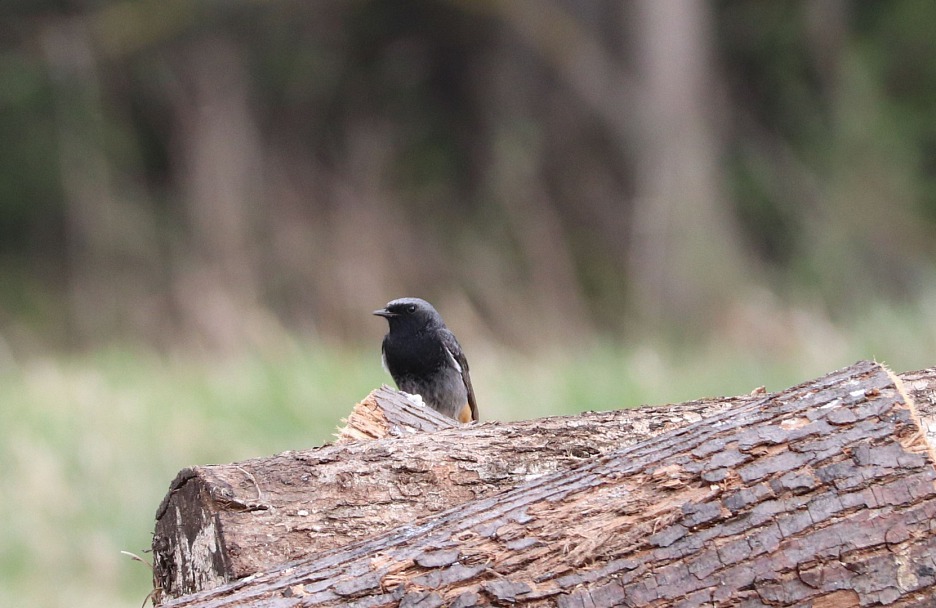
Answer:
[
  {"xmin": 629, "ymin": 0, "xmax": 750, "ymax": 333},
  {"xmin": 804, "ymin": 1, "xmax": 928, "ymax": 301},
  {"xmin": 480, "ymin": 86, "xmax": 590, "ymax": 343},
  {"xmin": 42, "ymin": 19, "xmax": 160, "ymax": 346},
  {"xmin": 473, "ymin": 3, "xmax": 600, "ymax": 344},
  {"xmin": 168, "ymin": 36, "xmax": 276, "ymax": 352}
]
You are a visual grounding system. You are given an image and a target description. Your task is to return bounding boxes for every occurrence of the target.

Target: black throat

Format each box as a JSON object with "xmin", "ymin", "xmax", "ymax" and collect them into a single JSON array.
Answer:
[{"xmin": 383, "ymin": 325, "xmax": 446, "ymax": 378}]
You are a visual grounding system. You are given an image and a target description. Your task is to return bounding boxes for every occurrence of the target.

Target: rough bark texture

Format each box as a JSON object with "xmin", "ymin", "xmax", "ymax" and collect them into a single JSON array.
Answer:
[
  {"xmin": 155, "ymin": 361, "xmax": 936, "ymax": 606},
  {"xmin": 154, "ymin": 386, "xmax": 761, "ymax": 600}
]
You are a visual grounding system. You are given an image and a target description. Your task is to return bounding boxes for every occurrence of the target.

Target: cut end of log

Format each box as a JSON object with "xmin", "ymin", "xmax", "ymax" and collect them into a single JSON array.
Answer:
[
  {"xmin": 334, "ymin": 385, "xmax": 459, "ymax": 442},
  {"xmin": 152, "ymin": 468, "xmax": 232, "ymax": 603}
]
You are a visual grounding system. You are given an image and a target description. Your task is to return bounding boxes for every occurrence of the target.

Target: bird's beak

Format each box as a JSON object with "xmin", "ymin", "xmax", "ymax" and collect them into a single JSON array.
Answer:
[{"xmin": 373, "ymin": 308, "xmax": 396, "ymax": 318}]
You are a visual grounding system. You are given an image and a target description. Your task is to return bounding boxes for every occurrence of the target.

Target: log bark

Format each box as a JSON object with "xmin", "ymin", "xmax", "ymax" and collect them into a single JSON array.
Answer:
[
  {"xmin": 153, "ymin": 386, "xmax": 761, "ymax": 600},
  {"xmin": 155, "ymin": 361, "xmax": 936, "ymax": 606}
]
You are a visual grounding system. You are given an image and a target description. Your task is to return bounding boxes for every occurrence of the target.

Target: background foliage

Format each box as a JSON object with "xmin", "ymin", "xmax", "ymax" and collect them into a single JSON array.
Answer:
[
  {"xmin": 3, "ymin": 1, "xmax": 936, "ymax": 606},
  {"xmin": 3, "ymin": 0, "xmax": 936, "ymax": 353}
]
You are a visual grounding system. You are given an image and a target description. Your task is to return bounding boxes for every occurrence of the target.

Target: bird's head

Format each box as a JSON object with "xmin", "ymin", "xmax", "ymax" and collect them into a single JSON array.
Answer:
[{"xmin": 373, "ymin": 297, "xmax": 441, "ymax": 332}]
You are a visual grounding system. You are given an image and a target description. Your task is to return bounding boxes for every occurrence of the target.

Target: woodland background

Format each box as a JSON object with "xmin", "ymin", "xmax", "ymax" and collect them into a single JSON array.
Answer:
[{"xmin": 4, "ymin": 1, "xmax": 936, "ymax": 607}]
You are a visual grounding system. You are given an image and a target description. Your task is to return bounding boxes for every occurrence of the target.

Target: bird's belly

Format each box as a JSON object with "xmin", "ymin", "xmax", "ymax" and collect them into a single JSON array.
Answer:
[{"xmin": 398, "ymin": 367, "xmax": 468, "ymax": 420}]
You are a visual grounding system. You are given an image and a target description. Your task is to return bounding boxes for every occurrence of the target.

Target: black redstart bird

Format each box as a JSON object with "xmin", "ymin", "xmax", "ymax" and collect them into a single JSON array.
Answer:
[{"xmin": 373, "ymin": 297, "xmax": 479, "ymax": 423}]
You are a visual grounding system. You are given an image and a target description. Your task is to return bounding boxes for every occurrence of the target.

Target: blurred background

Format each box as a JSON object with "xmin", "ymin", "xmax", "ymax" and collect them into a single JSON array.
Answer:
[{"xmin": 3, "ymin": 1, "xmax": 936, "ymax": 606}]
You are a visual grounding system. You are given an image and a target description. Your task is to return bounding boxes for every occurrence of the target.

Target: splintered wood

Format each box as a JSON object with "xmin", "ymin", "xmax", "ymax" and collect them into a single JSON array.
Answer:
[
  {"xmin": 154, "ymin": 362, "xmax": 936, "ymax": 607},
  {"xmin": 335, "ymin": 385, "xmax": 458, "ymax": 442}
]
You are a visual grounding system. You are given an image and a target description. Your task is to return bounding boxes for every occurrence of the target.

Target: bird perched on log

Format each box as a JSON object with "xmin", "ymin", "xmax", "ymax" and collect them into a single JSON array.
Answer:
[{"xmin": 373, "ymin": 297, "xmax": 479, "ymax": 423}]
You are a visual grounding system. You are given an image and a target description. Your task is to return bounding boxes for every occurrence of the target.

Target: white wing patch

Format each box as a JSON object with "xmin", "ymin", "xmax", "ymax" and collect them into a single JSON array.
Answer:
[
  {"xmin": 444, "ymin": 346, "xmax": 462, "ymax": 373},
  {"xmin": 381, "ymin": 350, "xmax": 389, "ymax": 374}
]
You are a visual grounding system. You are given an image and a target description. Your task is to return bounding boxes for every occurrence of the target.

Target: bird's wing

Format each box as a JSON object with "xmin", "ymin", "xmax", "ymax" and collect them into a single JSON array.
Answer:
[
  {"xmin": 442, "ymin": 330, "xmax": 479, "ymax": 422},
  {"xmin": 380, "ymin": 339, "xmax": 390, "ymax": 374}
]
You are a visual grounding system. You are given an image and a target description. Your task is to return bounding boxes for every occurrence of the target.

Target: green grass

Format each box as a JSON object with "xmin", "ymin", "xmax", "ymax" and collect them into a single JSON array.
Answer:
[
  {"xmin": 2, "ymin": 305, "xmax": 936, "ymax": 608},
  {"xmin": 0, "ymin": 347, "xmax": 387, "ymax": 608}
]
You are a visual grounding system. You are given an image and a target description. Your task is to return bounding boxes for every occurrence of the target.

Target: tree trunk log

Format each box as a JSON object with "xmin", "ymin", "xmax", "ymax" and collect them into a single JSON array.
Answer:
[
  {"xmin": 154, "ymin": 361, "xmax": 936, "ymax": 606},
  {"xmin": 153, "ymin": 385, "xmax": 762, "ymax": 600}
]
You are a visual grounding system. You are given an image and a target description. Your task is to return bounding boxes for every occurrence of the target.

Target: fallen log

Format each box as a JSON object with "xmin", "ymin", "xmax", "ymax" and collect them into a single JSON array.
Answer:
[
  {"xmin": 154, "ymin": 361, "xmax": 936, "ymax": 606},
  {"xmin": 153, "ymin": 385, "xmax": 763, "ymax": 599}
]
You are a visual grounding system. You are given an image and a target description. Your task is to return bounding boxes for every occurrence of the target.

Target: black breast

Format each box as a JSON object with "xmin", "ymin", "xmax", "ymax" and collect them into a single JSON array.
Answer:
[{"xmin": 383, "ymin": 331, "xmax": 446, "ymax": 380}]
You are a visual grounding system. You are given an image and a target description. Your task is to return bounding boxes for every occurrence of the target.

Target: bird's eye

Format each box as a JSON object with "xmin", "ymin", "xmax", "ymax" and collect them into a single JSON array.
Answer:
[{"xmin": 406, "ymin": 304, "xmax": 417, "ymax": 313}]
